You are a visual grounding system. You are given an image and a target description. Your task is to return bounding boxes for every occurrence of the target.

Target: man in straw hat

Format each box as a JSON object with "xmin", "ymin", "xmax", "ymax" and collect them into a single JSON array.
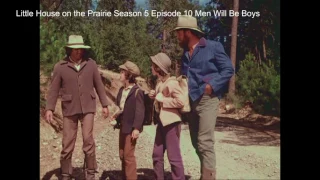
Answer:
[
  {"xmin": 173, "ymin": 15, "xmax": 234, "ymax": 180},
  {"xmin": 45, "ymin": 35, "xmax": 110, "ymax": 180}
]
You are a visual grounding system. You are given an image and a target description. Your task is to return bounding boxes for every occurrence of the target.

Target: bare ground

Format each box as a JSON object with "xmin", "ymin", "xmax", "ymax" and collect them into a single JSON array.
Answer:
[{"xmin": 40, "ymin": 102, "xmax": 280, "ymax": 180}]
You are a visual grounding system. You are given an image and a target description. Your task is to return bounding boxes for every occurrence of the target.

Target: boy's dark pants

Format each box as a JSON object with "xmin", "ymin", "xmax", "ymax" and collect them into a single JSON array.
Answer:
[
  {"xmin": 187, "ymin": 94, "xmax": 219, "ymax": 180},
  {"xmin": 152, "ymin": 121, "xmax": 185, "ymax": 180},
  {"xmin": 119, "ymin": 129, "xmax": 137, "ymax": 180}
]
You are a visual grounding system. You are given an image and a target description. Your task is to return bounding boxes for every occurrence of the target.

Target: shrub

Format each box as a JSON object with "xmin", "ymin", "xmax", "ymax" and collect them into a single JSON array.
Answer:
[{"xmin": 236, "ymin": 53, "xmax": 280, "ymax": 116}]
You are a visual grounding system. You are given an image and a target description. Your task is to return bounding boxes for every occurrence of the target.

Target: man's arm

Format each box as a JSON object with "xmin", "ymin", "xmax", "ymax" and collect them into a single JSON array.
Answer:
[
  {"xmin": 93, "ymin": 61, "xmax": 111, "ymax": 107},
  {"xmin": 207, "ymin": 42, "xmax": 235, "ymax": 93},
  {"xmin": 45, "ymin": 64, "xmax": 62, "ymax": 112}
]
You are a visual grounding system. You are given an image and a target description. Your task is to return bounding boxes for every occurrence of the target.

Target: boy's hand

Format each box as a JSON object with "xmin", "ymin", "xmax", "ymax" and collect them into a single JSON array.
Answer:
[
  {"xmin": 110, "ymin": 119, "xmax": 117, "ymax": 126},
  {"xmin": 148, "ymin": 90, "xmax": 156, "ymax": 99},
  {"xmin": 131, "ymin": 129, "xmax": 140, "ymax": 139},
  {"xmin": 109, "ymin": 114, "xmax": 118, "ymax": 122},
  {"xmin": 155, "ymin": 92, "xmax": 164, "ymax": 102}
]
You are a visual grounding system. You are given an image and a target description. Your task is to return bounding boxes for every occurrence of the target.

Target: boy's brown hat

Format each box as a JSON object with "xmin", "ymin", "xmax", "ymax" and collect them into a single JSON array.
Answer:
[{"xmin": 119, "ymin": 60, "xmax": 140, "ymax": 76}]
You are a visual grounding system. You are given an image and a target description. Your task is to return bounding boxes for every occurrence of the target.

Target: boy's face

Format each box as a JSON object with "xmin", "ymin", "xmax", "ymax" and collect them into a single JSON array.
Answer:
[
  {"xmin": 120, "ymin": 69, "xmax": 127, "ymax": 82},
  {"xmin": 151, "ymin": 63, "xmax": 158, "ymax": 76}
]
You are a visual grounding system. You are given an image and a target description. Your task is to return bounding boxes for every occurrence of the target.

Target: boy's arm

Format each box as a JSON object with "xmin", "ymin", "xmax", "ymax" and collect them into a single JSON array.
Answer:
[
  {"xmin": 162, "ymin": 80, "xmax": 185, "ymax": 108},
  {"xmin": 132, "ymin": 89, "xmax": 145, "ymax": 131}
]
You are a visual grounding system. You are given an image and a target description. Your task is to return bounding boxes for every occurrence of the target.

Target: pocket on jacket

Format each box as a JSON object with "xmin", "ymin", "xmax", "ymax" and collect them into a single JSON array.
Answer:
[
  {"xmin": 61, "ymin": 94, "xmax": 72, "ymax": 101},
  {"xmin": 90, "ymin": 91, "xmax": 96, "ymax": 99}
]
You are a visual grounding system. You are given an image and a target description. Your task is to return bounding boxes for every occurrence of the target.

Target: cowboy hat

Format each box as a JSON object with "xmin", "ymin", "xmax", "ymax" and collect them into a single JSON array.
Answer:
[
  {"xmin": 173, "ymin": 15, "xmax": 204, "ymax": 34},
  {"xmin": 65, "ymin": 35, "xmax": 91, "ymax": 49}
]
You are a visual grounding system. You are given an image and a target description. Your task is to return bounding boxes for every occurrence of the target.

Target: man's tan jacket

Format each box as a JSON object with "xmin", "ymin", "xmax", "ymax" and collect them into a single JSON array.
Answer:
[{"xmin": 45, "ymin": 57, "xmax": 110, "ymax": 117}]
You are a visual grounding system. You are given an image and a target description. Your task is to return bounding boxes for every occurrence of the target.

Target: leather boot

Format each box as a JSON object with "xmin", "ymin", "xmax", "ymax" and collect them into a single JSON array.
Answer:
[
  {"xmin": 60, "ymin": 159, "xmax": 73, "ymax": 180},
  {"xmin": 200, "ymin": 167, "xmax": 216, "ymax": 180},
  {"xmin": 84, "ymin": 155, "xmax": 97, "ymax": 180}
]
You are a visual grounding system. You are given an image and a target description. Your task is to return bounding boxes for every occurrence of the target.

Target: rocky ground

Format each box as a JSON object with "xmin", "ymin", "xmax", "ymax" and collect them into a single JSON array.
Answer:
[{"xmin": 40, "ymin": 102, "xmax": 280, "ymax": 180}]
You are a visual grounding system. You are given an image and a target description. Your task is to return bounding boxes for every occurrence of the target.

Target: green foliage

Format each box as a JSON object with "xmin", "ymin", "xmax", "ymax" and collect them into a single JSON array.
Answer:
[
  {"xmin": 40, "ymin": 0, "xmax": 161, "ymax": 77},
  {"xmin": 39, "ymin": 0, "xmax": 280, "ymax": 116},
  {"xmin": 236, "ymin": 53, "xmax": 280, "ymax": 116},
  {"xmin": 225, "ymin": 93, "xmax": 243, "ymax": 110},
  {"xmin": 40, "ymin": 16, "xmax": 67, "ymax": 76},
  {"xmin": 205, "ymin": 0, "xmax": 280, "ymax": 70}
]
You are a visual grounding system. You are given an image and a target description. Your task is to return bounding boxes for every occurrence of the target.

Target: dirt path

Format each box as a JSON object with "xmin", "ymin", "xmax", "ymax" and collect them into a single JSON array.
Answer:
[
  {"xmin": 40, "ymin": 100, "xmax": 280, "ymax": 180},
  {"xmin": 142, "ymin": 120, "xmax": 280, "ymax": 180}
]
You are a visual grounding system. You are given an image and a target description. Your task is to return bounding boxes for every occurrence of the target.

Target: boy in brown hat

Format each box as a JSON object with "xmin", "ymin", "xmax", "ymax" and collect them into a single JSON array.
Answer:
[
  {"xmin": 148, "ymin": 52, "xmax": 185, "ymax": 180},
  {"xmin": 110, "ymin": 60, "xmax": 145, "ymax": 180}
]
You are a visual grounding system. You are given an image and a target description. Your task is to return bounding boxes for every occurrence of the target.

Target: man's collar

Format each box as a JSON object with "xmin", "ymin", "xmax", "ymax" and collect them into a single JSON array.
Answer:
[
  {"xmin": 198, "ymin": 37, "xmax": 207, "ymax": 47},
  {"xmin": 191, "ymin": 42, "xmax": 199, "ymax": 50},
  {"xmin": 184, "ymin": 37, "xmax": 207, "ymax": 52}
]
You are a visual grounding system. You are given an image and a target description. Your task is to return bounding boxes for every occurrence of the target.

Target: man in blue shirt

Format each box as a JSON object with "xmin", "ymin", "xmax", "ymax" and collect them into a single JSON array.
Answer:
[{"xmin": 173, "ymin": 15, "xmax": 234, "ymax": 180}]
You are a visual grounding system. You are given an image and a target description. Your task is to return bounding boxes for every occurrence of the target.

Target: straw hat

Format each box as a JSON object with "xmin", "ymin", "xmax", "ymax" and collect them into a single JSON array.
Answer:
[
  {"xmin": 119, "ymin": 60, "xmax": 140, "ymax": 76},
  {"xmin": 173, "ymin": 15, "xmax": 204, "ymax": 34},
  {"xmin": 65, "ymin": 35, "xmax": 91, "ymax": 49}
]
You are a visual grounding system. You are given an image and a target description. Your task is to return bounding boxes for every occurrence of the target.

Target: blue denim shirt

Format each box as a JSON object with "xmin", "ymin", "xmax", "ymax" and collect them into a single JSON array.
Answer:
[{"xmin": 181, "ymin": 38, "xmax": 234, "ymax": 101}]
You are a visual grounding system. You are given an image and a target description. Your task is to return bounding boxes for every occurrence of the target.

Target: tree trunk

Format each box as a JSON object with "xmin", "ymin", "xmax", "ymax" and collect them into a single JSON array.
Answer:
[
  {"xmin": 162, "ymin": 29, "xmax": 166, "ymax": 53},
  {"xmin": 228, "ymin": 0, "xmax": 239, "ymax": 96},
  {"xmin": 262, "ymin": 37, "xmax": 267, "ymax": 61},
  {"xmin": 255, "ymin": 44, "xmax": 261, "ymax": 65}
]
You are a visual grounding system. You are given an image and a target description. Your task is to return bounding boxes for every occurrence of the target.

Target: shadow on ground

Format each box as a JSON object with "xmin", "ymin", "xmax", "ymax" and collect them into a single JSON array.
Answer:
[
  {"xmin": 41, "ymin": 167, "xmax": 90, "ymax": 180},
  {"xmin": 214, "ymin": 116, "xmax": 280, "ymax": 146},
  {"xmin": 100, "ymin": 168, "xmax": 191, "ymax": 180},
  {"xmin": 42, "ymin": 168, "xmax": 192, "ymax": 180},
  {"xmin": 41, "ymin": 168, "xmax": 60, "ymax": 180},
  {"xmin": 181, "ymin": 115, "xmax": 280, "ymax": 147}
]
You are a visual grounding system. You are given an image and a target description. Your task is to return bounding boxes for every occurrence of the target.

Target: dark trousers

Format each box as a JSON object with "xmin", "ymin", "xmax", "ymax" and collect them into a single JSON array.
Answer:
[
  {"xmin": 60, "ymin": 113, "xmax": 97, "ymax": 179},
  {"xmin": 187, "ymin": 94, "xmax": 219, "ymax": 172},
  {"xmin": 119, "ymin": 130, "xmax": 137, "ymax": 180},
  {"xmin": 152, "ymin": 121, "xmax": 185, "ymax": 180}
]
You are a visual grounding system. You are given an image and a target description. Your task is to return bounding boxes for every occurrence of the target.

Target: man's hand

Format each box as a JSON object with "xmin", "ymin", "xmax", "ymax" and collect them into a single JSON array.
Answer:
[
  {"xmin": 45, "ymin": 110, "xmax": 53, "ymax": 124},
  {"xmin": 102, "ymin": 107, "xmax": 109, "ymax": 119},
  {"xmin": 205, "ymin": 84, "xmax": 213, "ymax": 95},
  {"xmin": 148, "ymin": 90, "xmax": 156, "ymax": 99},
  {"xmin": 131, "ymin": 129, "xmax": 140, "ymax": 139},
  {"xmin": 155, "ymin": 92, "xmax": 164, "ymax": 102}
]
